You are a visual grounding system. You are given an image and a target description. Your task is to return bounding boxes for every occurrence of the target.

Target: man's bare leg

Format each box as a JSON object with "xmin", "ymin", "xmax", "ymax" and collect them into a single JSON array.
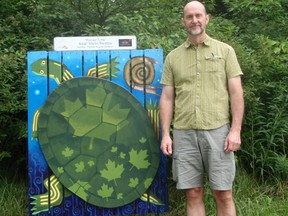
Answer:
[
  {"xmin": 213, "ymin": 190, "xmax": 236, "ymax": 216},
  {"xmin": 186, "ymin": 187, "xmax": 206, "ymax": 216}
]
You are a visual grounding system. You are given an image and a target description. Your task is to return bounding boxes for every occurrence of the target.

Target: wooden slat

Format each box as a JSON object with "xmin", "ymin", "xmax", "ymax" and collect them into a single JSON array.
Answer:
[{"xmin": 28, "ymin": 51, "xmax": 51, "ymax": 215}]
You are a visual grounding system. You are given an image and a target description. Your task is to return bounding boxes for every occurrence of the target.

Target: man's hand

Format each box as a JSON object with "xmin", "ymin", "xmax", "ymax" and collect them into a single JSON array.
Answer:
[
  {"xmin": 160, "ymin": 135, "xmax": 173, "ymax": 156},
  {"xmin": 224, "ymin": 130, "xmax": 241, "ymax": 152}
]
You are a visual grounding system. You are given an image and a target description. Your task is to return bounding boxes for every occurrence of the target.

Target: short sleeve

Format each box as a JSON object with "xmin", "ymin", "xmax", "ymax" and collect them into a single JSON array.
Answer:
[
  {"xmin": 160, "ymin": 54, "xmax": 174, "ymax": 86},
  {"xmin": 225, "ymin": 47, "xmax": 243, "ymax": 79}
]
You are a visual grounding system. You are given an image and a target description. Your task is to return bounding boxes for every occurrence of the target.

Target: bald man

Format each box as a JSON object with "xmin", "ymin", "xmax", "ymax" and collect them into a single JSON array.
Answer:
[{"xmin": 160, "ymin": 1, "xmax": 244, "ymax": 215}]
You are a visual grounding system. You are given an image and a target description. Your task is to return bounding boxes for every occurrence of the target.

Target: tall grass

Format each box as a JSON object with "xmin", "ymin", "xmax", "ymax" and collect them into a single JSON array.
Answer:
[
  {"xmin": 239, "ymin": 35, "xmax": 288, "ymax": 184},
  {"xmin": 163, "ymin": 168, "xmax": 288, "ymax": 216},
  {"xmin": 0, "ymin": 173, "xmax": 27, "ymax": 216},
  {"xmin": 1, "ymin": 168, "xmax": 287, "ymax": 216}
]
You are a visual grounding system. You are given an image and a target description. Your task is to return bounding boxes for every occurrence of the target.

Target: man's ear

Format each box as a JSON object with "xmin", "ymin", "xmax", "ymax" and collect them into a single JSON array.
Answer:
[
  {"xmin": 206, "ymin": 14, "xmax": 210, "ymax": 25},
  {"xmin": 181, "ymin": 18, "xmax": 185, "ymax": 26}
]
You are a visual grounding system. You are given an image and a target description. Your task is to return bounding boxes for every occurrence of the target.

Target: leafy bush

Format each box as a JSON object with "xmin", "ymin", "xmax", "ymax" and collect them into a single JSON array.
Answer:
[
  {"xmin": 239, "ymin": 36, "xmax": 288, "ymax": 182},
  {"xmin": 0, "ymin": 10, "xmax": 50, "ymax": 168}
]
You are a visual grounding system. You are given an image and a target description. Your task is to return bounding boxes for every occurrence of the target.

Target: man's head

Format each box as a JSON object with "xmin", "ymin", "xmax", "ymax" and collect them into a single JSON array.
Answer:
[{"xmin": 182, "ymin": 1, "xmax": 209, "ymax": 37}]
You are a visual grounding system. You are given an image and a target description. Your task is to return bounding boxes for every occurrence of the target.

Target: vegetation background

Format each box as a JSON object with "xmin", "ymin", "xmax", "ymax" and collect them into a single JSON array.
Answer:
[{"xmin": 0, "ymin": 0, "xmax": 287, "ymax": 215}]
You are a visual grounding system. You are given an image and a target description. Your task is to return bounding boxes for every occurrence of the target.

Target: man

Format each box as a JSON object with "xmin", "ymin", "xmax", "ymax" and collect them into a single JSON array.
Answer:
[{"xmin": 159, "ymin": 1, "xmax": 244, "ymax": 216}]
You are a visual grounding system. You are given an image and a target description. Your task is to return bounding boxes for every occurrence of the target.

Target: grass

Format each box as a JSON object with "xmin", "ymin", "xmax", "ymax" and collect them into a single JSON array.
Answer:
[
  {"xmin": 0, "ymin": 172, "xmax": 27, "ymax": 216},
  {"xmin": 0, "ymin": 167, "xmax": 288, "ymax": 216},
  {"xmin": 163, "ymin": 168, "xmax": 288, "ymax": 216}
]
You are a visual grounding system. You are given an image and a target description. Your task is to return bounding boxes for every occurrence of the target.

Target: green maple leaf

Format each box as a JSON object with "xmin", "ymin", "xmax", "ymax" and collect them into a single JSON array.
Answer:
[
  {"xmin": 120, "ymin": 152, "xmax": 126, "ymax": 159},
  {"xmin": 117, "ymin": 193, "xmax": 123, "ymax": 199},
  {"xmin": 61, "ymin": 98, "xmax": 83, "ymax": 117},
  {"xmin": 62, "ymin": 147, "xmax": 74, "ymax": 158},
  {"xmin": 87, "ymin": 160, "xmax": 95, "ymax": 167},
  {"xmin": 111, "ymin": 146, "xmax": 118, "ymax": 153},
  {"xmin": 100, "ymin": 160, "xmax": 124, "ymax": 185},
  {"xmin": 97, "ymin": 184, "xmax": 114, "ymax": 199},
  {"xmin": 57, "ymin": 167, "xmax": 64, "ymax": 174},
  {"xmin": 139, "ymin": 137, "xmax": 147, "ymax": 144},
  {"xmin": 75, "ymin": 161, "xmax": 85, "ymax": 173},
  {"xmin": 129, "ymin": 178, "xmax": 139, "ymax": 188},
  {"xmin": 129, "ymin": 149, "xmax": 150, "ymax": 170}
]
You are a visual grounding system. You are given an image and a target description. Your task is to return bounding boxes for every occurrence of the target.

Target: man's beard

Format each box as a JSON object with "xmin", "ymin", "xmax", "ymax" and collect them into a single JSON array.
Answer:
[{"xmin": 187, "ymin": 26, "xmax": 203, "ymax": 36}]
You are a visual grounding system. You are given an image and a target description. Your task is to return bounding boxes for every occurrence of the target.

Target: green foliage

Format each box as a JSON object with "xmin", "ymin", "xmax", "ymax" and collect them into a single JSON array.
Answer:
[
  {"xmin": 0, "ymin": 5, "xmax": 50, "ymax": 170},
  {"xmin": 238, "ymin": 33, "xmax": 288, "ymax": 182},
  {"xmin": 84, "ymin": 6, "xmax": 187, "ymax": 55},
  {"xmin": 207, "ymin": 16, "xmax": 240, "ymax": 42},
  {"xmin": 223, "ymin": 0, "xmax": 288, "ymax": 41},
  {"xmin": 0, "ymin": 37, "xmax": 27, "ymax": 167},
  {"xmin": 0, "ymin": 174, "xmax": 27, "ymax": 216}
]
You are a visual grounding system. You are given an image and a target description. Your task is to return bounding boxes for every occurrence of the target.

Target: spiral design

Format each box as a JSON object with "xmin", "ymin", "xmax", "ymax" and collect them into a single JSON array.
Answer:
[{"xmin": 124, "ymin": 56, "xmax": 155, "ymax": 88}]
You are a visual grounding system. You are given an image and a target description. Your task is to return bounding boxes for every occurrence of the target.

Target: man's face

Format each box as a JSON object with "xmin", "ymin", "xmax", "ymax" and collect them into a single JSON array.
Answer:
[{"xmin": 182, "ymin": 4, "xmax": 209, "ymax": 36}]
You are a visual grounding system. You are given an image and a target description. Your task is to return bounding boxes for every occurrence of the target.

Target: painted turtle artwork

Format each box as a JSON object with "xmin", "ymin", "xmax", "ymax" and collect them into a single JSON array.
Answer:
[{"xmin": 30, "ymin": 55, "xmax": 163, "ymax": 215}]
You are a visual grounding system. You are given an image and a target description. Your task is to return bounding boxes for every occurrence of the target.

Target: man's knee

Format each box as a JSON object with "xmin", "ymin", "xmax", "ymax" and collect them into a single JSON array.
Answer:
[
  {"xmin": 186, "ymin": 187, "xmax": 204, "ymax": 200},
  {"xmin": 213, "ymin": 190, "xmax": 233, "ymax": 203}
]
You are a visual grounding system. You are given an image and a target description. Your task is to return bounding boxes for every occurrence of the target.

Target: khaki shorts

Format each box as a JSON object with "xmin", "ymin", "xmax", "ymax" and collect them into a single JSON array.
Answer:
[{"xmin": 172, "ymin": 124, "xmax": 235, "ymax": 190}]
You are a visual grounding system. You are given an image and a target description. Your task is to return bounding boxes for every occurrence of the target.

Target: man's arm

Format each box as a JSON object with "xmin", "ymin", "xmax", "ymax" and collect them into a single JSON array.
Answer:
[
  {"xmin": 159, "ymin": 85, "xmax": 174, "ymax": 156},
  {"xmin": 225, "ymin": 75, "xmax": 244, "ymax": 152}
]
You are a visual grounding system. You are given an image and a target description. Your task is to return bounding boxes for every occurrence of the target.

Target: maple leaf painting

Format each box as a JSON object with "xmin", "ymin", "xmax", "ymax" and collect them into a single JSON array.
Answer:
[
  {"xmin": 87, "ymin": 160, "xmax": 95, "ymax": 167},
  {"xmin": 139, "ymin": 137, "xmax": 147, "ymax": 144},
  {"xmin": 117, "ymin": 193, "xmax": 123, "ymax": 200},
  {"xmin": 62, "ymin": 147, "xmax": 74, "ymax": 158},
  {"xmin": 100, "ymin": 160, "xmax": 124, "ymax": 186},
  {"xmin": 57, "ymin": 167, "xmax": 64, "ymax": 174},
  {"xmin": 75, "ymin": 161, "xmax": 85, "ymax": 173},
  {"xmin": 129, "ymin": 148, "xmax": 151, "ymax": 170},
  {"xmin": 129, "ymin": 178, "xmax": 139, "ymax": 188},
  {"xmin": 97, "ymin": 184, "xmax": 114, "ymax": 200},
  {"xmin": 111, "ymin": 146, "xmax": 118, "ymax": 153}
]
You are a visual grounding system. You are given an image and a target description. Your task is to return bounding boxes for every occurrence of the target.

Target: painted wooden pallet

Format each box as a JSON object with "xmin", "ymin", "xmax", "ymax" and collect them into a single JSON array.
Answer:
[{"xmin": 27, "ymin": 49, "xmax": 168, "ymax": 215}]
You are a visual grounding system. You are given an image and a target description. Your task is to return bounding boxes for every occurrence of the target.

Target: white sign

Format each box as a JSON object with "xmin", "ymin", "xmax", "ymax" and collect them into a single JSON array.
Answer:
[{"xmin": 54, "ymin": 36, "xmax": 137, "ymax": 51}]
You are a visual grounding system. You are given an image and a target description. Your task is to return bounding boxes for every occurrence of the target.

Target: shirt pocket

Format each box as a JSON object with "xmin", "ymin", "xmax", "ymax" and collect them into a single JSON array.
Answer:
[{"xmin": 204, "ymin": 56, "xmax": 223, "ymax": 73}]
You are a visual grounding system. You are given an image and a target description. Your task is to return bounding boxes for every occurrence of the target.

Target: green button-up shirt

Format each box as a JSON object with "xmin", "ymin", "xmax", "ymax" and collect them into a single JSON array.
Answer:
[{"xmin": 161, "ymin": 36, "xmax": 243, "ymax": 130}]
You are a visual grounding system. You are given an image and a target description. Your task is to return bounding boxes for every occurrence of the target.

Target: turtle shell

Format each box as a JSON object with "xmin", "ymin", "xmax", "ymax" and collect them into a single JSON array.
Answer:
[{"xmin": 37, "ymin": 77, "xmax": 160, "ymax": 208}]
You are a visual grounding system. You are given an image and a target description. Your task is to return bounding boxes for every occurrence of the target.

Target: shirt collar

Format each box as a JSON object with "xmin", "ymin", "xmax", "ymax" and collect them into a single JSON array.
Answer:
[{"xmin": 184, "ymin": 36, "xmax": 211, "ymax": 48}]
